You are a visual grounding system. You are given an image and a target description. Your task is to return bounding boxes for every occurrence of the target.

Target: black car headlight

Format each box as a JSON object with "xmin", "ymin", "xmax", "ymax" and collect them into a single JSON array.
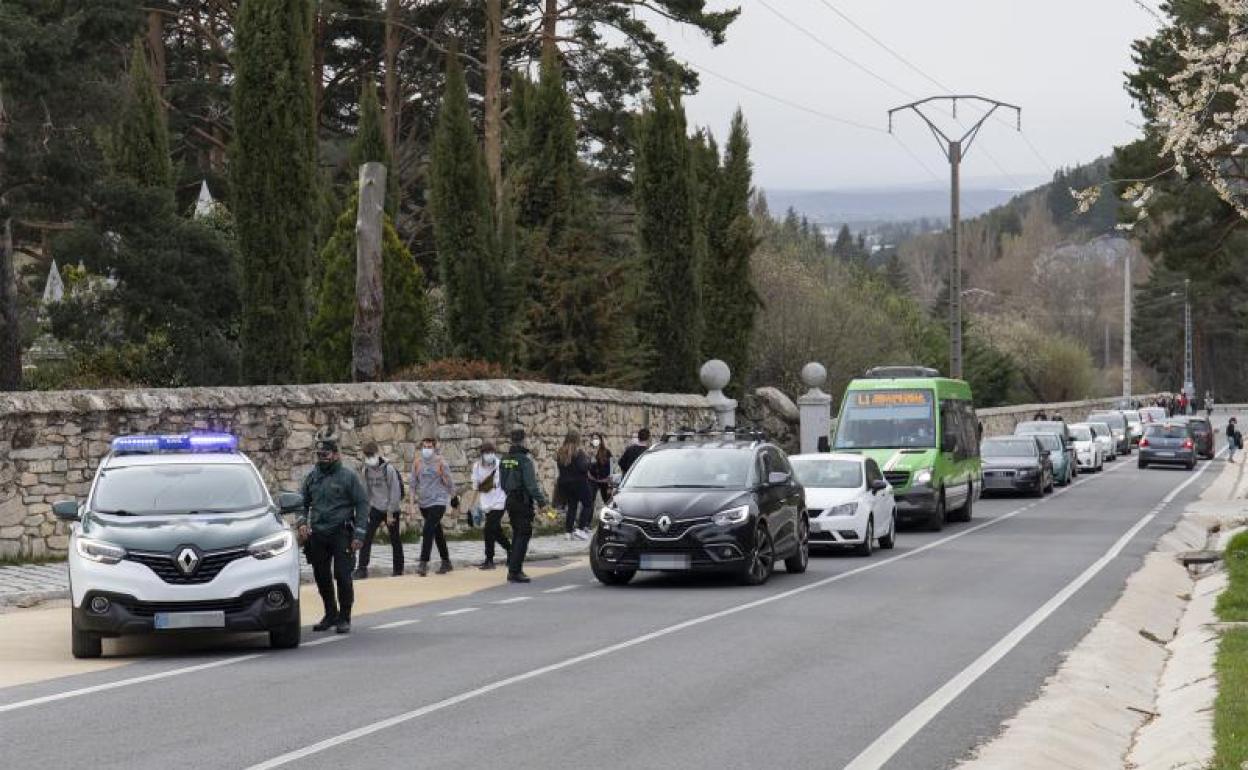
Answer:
[
  {"xmin": 1018, "ymin": 467, "xmax": 1038, "ymax": 477},
  {"xmin": 711, "ymin": 505, "xmax": 751, "ymax": 526},
  {"xmin": 599, "ymin": 505, "xmax": 623, "ymax": 527}
]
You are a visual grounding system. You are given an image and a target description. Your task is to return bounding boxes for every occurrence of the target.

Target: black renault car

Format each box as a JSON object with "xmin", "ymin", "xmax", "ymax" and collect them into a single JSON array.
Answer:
[{"xmin": 590, "ymin": 431, "xmax": 809, "ymax": 586}]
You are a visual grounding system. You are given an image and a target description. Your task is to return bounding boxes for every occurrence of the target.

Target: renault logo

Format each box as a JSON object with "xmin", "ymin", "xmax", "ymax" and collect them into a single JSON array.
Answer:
[
  {"xmin": 175, "ymin": 546, "xmax": 201, "ymax": 576},
  {"xmin": 657, "ymin": 515, "xmax": 672, "ymax": 533}
]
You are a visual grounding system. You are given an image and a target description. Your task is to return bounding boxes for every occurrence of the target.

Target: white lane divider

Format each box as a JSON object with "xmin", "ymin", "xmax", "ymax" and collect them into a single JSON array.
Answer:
[
  {"xmin": 491, "ymin": 597, "xmax": 532, "ymax": 605},
  {"xmin": 438, "ymin": 608, "xmax": 479, "ymax": 617},
  {"xmin": 842, "ymin": 449, "xmax": 1222, "ymax": 770},
  {"xmin": 304, "ymin": 636, "xmax": 348, "ymax": 647},
  {"xmin": 373, "ymin": 619, "xmax": 420, "ymax": 630},
  {"xmin": 243, "ymin": 457, "xmax": 1149, "ymax": 769}
]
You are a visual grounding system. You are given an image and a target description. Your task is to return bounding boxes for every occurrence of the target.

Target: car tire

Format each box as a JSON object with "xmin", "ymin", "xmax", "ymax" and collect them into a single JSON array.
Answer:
[
  {"xmin": 926, "ymin": 493, "xmax": 945, "ymax": 532},
  {"xmin": 741, "ymin": 525, "xmax": 775, "ymax": 586},
  {"xmin": 784, "ymin": 516, "xmax": 810, "ymax": 573},
  {"xmin": 855, "ymin": 517, "xmax": 875, "ymax": 557},
  {"xmin": 878, "ymin": 512, "xmax": 897, "ymax": 549},
  {"xmin": 1187, "ymin": 460, "xmax": 1196, "ymax": 471},
  {"xmin": 1138, "ymin": 460, "xmax": 1148, "ymax": 469},
  {"xmin": 949, "ymin": 482, "xmax": 973, "ymax": 523},
  {"xmin": 71, "ymin": 617, "xmax": 102, "ymax": 659},
  {"xmin": 269, "ymin": 617, "xmax": 301, "ymax": 650},
  {"xmin": 1044, "ymin": 471, "xmax": 1055, "ymax": 494}
]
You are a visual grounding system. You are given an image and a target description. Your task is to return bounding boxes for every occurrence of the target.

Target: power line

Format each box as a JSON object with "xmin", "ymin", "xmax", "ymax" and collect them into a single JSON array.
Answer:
[
  {"xmin": 813, "ymin": 0, "xmax": 952, "ymax": 95},
  {"xmin": 891, "ymin": 133, "xmax": 943, "ymax": 182}
]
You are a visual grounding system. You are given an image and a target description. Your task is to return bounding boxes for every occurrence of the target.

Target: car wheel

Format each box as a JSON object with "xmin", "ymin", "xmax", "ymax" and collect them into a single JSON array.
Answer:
[
  {"xmin": 784, "ymin": 516, "xmax": 810, "ymax": 573},
  {"xmin": 949, "ymin": 482, "xmax": 973, "ymax": 523},
  {"xmin": 269, "ymin": 617, "xmax": 301, "ymax": 650},
  {"xmin": 855, "ymin": 516, "xmax": 875, "ymax": 557},
  {"xmin": 741, "ymin": 525, "xmax": 775, "ymax": 586},
  {"xmin": 878, "ymin": 511, "xmax": 897, "ymax": 549},
  {"xmin": 71, "ymin": 617, "xmax": 102, "ymax": 659},
  {"xmin": 1187, "ymin": 460, "xmax": 1196, "ymax": 471},
  {"xmin": 926, "ymin": 493, "xmax": 945, "ymax": 532},
  {"xmin": 1138, "ymin": 459, "xmax": 1148, "ymax": 469},
  {"xmin": 1044, "ymin": 471, "xmax": 1054, "ymax": 494}
]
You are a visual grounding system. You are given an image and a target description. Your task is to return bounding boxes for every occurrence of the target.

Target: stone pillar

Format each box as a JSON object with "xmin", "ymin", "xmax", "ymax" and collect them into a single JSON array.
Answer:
[
  {"xmin": 797, "ymin": 362, "xmax": 832, "ymax": 454},
  {"xmin": 700, "ymin": 359, "xmax": 737, "ymax": 430}
]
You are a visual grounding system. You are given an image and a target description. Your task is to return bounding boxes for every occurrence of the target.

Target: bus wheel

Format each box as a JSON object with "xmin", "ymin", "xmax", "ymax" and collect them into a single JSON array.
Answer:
[{"xmin": 927, "ymin": 492, "xmax": 945, "ymax": 532}]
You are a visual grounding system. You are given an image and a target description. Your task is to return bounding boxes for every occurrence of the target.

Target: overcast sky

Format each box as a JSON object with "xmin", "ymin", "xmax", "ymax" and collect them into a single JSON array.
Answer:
[{"xmin": 655, "ymin": 0, "xmax": 1162, "ymax": 191}]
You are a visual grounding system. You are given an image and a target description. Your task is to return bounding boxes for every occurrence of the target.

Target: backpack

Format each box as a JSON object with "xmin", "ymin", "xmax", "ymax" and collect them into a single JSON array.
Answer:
[{"xmin": 392, "ymin": 462, "xmax": 406, "ymax": 501}]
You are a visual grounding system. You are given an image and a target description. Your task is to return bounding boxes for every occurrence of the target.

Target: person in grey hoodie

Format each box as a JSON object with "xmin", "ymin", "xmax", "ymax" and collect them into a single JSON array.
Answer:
[
  {"xmin": 354, "ymin": 441, "xmax": 404, "ymax": 579},
  {"xmin": 412, "ymin": 436, "xmax": 455, "ymax": 575}
]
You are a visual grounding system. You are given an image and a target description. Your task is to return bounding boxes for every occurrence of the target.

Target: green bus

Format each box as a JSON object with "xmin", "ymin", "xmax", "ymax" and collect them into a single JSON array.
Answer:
[{"xmin": 831, "ymin": 366, "xmax": 981, "ymax": 531}]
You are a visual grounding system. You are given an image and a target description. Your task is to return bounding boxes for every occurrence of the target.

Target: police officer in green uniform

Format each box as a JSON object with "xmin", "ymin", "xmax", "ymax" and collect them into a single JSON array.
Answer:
[
  {"xmin": 298, "ymin": 437, "xmax": 369, "ymax": 633},
  {"xmin": 500, "ymin": 429, "xmax": 549, "ymax": 584}
]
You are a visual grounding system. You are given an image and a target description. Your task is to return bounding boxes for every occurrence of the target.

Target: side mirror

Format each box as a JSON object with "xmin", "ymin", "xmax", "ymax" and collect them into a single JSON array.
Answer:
[
  {"xmin": 52, "ymin": 500, "xmax": 81, "ymax": 522},
  {"xmin": 767, "ymin": 471, "xmax": 790, "ymax": 486},
  {"xmin": 942, "ymin": 431, "xmax": 959, "ymax": 453},
  {"xmin": 870, "ymin": 478, "xmax": 889, "ymax": 493},
  {"xmin": 276, "ymin": 491, "xmax": 304, "ymax": 514}
]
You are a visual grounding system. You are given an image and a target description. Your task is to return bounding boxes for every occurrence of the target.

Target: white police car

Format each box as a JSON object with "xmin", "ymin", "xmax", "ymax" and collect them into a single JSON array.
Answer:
[{"xmin": 53, "ymin": 433, "xmax": 304, "ymax": 658}]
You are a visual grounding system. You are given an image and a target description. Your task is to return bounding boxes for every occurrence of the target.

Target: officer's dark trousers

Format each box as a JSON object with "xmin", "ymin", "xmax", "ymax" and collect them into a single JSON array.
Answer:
[
  {"xmin": 306, "ymin": 527, "xmax": 353, "ymax": 621},
  {"xmin": 508, "ymin": 509, "xmax": 534, "ymax": 576},
  {"xmin": 359, "ymin": 507, "xmax": 403, "ymax": 574},
  {"xmin": 483, "ymin": 508, "xmax": 511, "ymax": 562}
]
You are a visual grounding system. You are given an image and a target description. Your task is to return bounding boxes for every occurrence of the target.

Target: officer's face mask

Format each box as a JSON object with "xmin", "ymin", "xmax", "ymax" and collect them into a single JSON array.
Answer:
[
  {"xmin": 421, "ymin": 447, "xmax": 434, "ymax": 460},
  {"xmin": 365, "ymin": 455, "xmax": 380, "ymax": 467},
  {"xmin": 315, "ymin": 450, "xmax": 337, "ymax": 472}
]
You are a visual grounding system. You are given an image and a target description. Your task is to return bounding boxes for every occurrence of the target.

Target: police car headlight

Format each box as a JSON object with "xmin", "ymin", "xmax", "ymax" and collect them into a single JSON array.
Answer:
[
  {"xmin": 248, "ymin": 531, "xmax": 294, "ymax": 560},
  {"xmin": 76, "ymin": 537, "xmax": 126, "ymax": 565},
  {"xmin": 599, "ymin": 505, "xmax": 623, "ymax": 527},
  {"xmin": 711, "ymin": 505, "xmax": 751, "ymax": 526},
  {"xmin": 914, "ymin": 469, "xmax": 933, "ymax": 486}
]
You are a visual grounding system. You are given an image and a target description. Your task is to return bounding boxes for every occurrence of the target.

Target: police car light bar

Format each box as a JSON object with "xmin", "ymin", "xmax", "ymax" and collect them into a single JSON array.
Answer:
[{"xmin": 111, "ymin": 433, "xmax": 239, "ymax": 454}]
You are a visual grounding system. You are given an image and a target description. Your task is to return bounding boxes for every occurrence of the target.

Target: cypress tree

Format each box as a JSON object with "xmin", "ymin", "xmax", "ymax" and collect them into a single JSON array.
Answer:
[
  {"xmin": 350, "ymin": 78, "xmax": 399, "ymax": 217},
  {"xmin": 703, "ymin": 109, "xmax": 760, "ymax": 391},
  {"xmin": 111, "ymin": 43, "xmax": 174, "ymax": 194},
  {"xmin": 306, "ymin": 191, "xmax": 430, "ymax": 382},
  {"xmin": 430, "ymin": 50, "xmax": 501, "ymax": 360},
  {"xmin": 635, "ymin": 80, "xmax": 703, "ymax": 392},
  {"xmin": 231, "ymin": 0, "xmax": 317, "ymax": 384}
]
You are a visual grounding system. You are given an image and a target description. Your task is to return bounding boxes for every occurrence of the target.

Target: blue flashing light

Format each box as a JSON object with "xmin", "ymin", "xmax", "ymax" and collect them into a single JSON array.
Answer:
[{"xmin": 110, "ymin": 433, "xmax": 239, "ymax": 454}]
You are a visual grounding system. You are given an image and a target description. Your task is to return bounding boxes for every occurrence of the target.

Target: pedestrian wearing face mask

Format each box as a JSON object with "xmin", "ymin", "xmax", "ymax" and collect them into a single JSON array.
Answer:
[
  {"xmin": 556, "ymin": 431, "xmax": 593, "ymax": 541},
  {"xmin": 354, "ymin": 441, "xmax": 405, "ymax": 579},
  {"xmin": 587, "ymin": 432, "xmax": 614, "ymax": 508},
  {"xmin": 412, "ymin": 437, "xmax": 455, "ymax": 576},
  {"xmin": 472, "ymin": 442, "xmax": 510, "ymax": 570},
  {"xmin": 298, "ymin": 436, "xmax": 369, "ymax": 634}
]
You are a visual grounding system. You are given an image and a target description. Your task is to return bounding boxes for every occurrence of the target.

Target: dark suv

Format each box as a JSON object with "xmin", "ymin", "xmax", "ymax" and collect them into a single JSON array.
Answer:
[{"xmin": 590, "ymin": 431, "xmax": 809, "ymax": 586}]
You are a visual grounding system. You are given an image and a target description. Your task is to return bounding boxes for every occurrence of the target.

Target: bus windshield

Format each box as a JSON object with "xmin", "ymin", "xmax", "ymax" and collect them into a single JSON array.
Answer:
[{"xmin": 834, "ymin": 389, "xmax": 936, "ymax": 449}]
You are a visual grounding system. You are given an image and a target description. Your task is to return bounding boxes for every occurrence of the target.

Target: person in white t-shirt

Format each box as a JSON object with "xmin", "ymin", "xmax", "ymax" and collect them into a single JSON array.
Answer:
[{"xmin": 472, "ymin": 442, "xmax": 510, "ymax": 569}]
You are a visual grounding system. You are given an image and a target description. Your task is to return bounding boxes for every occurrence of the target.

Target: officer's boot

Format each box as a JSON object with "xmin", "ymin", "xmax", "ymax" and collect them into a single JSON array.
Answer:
[
  {"xmin": 313, "ymin": 606, "xmax": 338, "ymax": 632},
  {"xmin": 416, "ymin": 561, "xmax": 428, "ymax": 577},
  {"xmin": 335, "ymin": 609, "xmax": 351, "ymax": 634},
  {"xmin": 436, "ymin": 561, "xmax": 453, "ymax": 574}
]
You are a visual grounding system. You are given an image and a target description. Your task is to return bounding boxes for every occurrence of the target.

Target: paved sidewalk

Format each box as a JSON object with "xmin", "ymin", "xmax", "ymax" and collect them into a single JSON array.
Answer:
[{"xmin": 0, "ymin": 534, "xmax": 589, "ymax": 606}]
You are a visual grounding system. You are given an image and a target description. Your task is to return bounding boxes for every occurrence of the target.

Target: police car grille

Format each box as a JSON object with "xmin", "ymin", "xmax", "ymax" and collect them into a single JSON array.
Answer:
[
  {"xmin": 622, "ymin": 516, "xmax": 710, "ymax": 539},
  {"xmin": 883, "ymin": 471, "xmax": 910, "ymax": 487},
  {"xmin": 126, "ymin": 549, "xmax": 249, "ymax": 585}
]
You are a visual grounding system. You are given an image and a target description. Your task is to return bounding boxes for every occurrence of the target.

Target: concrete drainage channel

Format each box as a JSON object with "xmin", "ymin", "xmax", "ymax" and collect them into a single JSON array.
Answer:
[{"xmin": 958, "ymin": 458, "xmax": 1248, "ymax": 770}]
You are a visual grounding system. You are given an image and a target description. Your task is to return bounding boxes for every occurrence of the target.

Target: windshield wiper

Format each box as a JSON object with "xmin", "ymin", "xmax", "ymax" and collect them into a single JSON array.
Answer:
[{"xmin": 95, "ymin": 509, "xmax": 136, "ymax": 516}]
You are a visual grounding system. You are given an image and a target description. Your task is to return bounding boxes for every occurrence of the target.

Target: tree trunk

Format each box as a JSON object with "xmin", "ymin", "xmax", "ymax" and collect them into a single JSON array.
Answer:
[
  {"xmin": 313, "ymin": 4, "xmax": 325, "ymax": 133},
  {"xmin": 383, "ymin": 0, "xmax": 400, "ymax": 153},
  {"xmin": 542, "ymin": 0, "xmax": 558, "ymax": 61},
  {"xmin": 353, "ymin": 162, "xmax": 386, "ymax": 382},
  {"xmin": 484, "ymin": 0, "xmax": 503, "ymax": 214},
  {"xmin": 147, "ymin": 9, "xmax": 167, "ymax": 90},
  {"xmin": 0, "ymin": 215, "xmax": 20, "ymax": 391}
]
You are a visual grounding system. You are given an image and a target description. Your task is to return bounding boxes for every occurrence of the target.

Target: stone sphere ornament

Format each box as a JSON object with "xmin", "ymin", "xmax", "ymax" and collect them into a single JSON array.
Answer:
[
  {"xmin": 699, "ymin": 359, "xmax": 731, "ymax": 394},
  {"xmin": 800, "ymin": 362, "xmax": 828, "ymax": 391}
]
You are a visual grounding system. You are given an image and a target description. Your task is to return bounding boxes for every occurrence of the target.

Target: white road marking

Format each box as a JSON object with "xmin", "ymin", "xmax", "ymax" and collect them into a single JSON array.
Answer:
[
  {"xmin": 438, "ymin": 607, "xmax": 479, "ymax": 617},
  {"xmin": 244, "ymin": 461, "xmax": 1144, "ymax": 769},
  {"xmin": 842, "ymin": 450, "xmax": 1221, "ymax": 770},
  {"xmin": 373, "ymin": 619, "xmax": 420, "ymax": 630},
  {"xmin": 0, "ymin": 654, "xmax": 263, "ymax": 715},
  {"xmin": 491, "ymin": 597, "xmax": 532, "ymax": 605},
  {"xmin": 303, "ymin": 636, "xmax": 347, "ymax": 647},
  {"xmin": 543, "ymin": 585, "xmax": 580, "ymax": 594}
]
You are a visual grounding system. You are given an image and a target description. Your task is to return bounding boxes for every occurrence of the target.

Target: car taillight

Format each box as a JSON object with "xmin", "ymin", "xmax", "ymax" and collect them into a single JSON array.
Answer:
[
  {"xmin": 1139, "ymin": 438, "xmax": 1149, "ymax": 447},
  {"xmin": 1182, "ymin": 439, "xmax": 1194, "ymax": 449}
]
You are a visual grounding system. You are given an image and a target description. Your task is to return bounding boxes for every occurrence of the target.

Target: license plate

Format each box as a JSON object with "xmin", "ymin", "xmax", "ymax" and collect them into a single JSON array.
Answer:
[
  {"xmin": 1153, "ymin": 451, "xmax": 1173, "ymax": 457},
  {"xmin": 640, "ymin": 553, "xmax": 690, "ymax": 571},
  {"xmin": 154, "ymin": 611, "xmax": 225, "ymax": 630}
]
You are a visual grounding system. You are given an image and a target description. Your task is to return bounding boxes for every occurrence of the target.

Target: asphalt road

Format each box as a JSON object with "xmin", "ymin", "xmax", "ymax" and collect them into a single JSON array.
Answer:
[{"xmin": 0, "ymin": 438, "xmax": 1229, "ymax": 770}]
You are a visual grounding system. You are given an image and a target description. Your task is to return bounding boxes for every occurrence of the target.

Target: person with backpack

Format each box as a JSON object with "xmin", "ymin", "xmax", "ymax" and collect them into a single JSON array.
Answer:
[
  {"xmin": 412, "ymin": 436, "xmax": 455, "ymax": 576},
  {"xmin": 500, "ymin": 429, "xmax": 548, "ymax": 584},
  {"xmin": 1228, "ymin": 418, "xmax": 1241, "ymax": 463},
  {"xmin": 472, "ymin": 442, "xmax": 510, "ymax": 570},
  {"xmin": 354, "ymin": 441, "xmax": 405, "ymax": 579}
]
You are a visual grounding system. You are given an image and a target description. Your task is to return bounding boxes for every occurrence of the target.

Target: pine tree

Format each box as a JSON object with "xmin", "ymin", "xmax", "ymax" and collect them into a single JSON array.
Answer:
[
  {"xmin": 832, "ymin": 224, "xmax": 855, "ymax": 260},
  {"xmin": 702, "ymin": 109, "xmax": 760, "ymax": 392},
  {"xmin": 430, "ymin": 50, "xmax": 501, "ymax": 360},
  {"xmin": 635, "ymin": 80, "xmax": 703, "ymax": 392},
  {"xmin": 231, "ymin": 0, "xmax": 317, "ymax": 384},
  {"xmin": 306, "ymin": 191, "xmax": 429, "ymax": 382},
  {"xmin": 350, "ymin": 78, "xmax": 399, "ymax": 217},
  {"xmin": 111, "ymin": 43, "xmax": 174, "ymax": 194}
]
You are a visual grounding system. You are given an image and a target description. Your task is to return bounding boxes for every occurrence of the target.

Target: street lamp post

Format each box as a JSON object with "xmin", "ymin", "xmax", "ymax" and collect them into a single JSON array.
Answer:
[{"xmin": 1183, "ymin": 278, "xmax": 1194, "ymax": 401}]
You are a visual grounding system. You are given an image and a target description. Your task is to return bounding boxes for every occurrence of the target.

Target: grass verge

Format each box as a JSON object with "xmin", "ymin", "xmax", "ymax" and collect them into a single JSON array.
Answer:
[
  {"xmin": 1213, "ymin": 530, "xmax": 1248, "ymax": 768},
  {"xmin": 0, "ymin": 553, "xmax": 67, "ymax": 568}
]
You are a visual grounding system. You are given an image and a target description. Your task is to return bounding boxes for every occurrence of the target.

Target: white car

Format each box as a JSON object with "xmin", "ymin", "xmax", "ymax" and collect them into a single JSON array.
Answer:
[
  {"xmin": 1078, "ymin": 421, "xmax": 1117, "ymax": 461},
  {"xmin": 789, "ymin": 453, "xmax": 896, "ymax": 556},
  {"xmin": 1068, "ymin": 424, "xmax": 1104, "ymax": 472}
]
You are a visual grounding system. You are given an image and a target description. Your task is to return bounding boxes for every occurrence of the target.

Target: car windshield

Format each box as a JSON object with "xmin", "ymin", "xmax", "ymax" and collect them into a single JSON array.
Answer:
[
  {"xmin": 1145, "ymin": 424, "xmax": 1188, "ymax": 439},
  {"xmin": 790, "ymin": 457, "xmax": 863, "ymax": 488},
  {"xmin": 1070, "ymin": 426, "xmax": 1093, "ymax": 441},
  {"xmin": 1035, "ymin": 434, "xmax": 1063, "ymax": 452},
  {"xmin": 1084, "ymin": 423, "xmax": 1109, "ymax": 437},
  {"xmin": 981, "ymin": 439, "xmax": 1037, "ymax": 458},
  {"xmin": 833, "ymin": 389, "xmax": 935, "ymax": 449},
  {"xmin": 622, "ymin": 448, "xmax": 755, "ymax": 489},
  {"xmin": 1089, "ymin": 412, "xmax": 1127, "ymax": 429},
  {"xmin": 92, "ymin": 463, "xmax": 267, "ymax": 515}
]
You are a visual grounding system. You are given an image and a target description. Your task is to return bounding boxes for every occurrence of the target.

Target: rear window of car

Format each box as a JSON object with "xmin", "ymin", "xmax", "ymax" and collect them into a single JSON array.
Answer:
[
  {"xmin": 1069, "ymin": 426, "xmax": 1093, "ymax": 441},
  {"xmin": 790, "ymin": 457, "xmax": 863, "ymax": 488},
  {"xmin": 1089, "ymin": 412, "xmax": 1126, "ymax": 429},
  {"xmin": 1144, "ymin": 424, "xmax": 1188, "ymax": 439}
]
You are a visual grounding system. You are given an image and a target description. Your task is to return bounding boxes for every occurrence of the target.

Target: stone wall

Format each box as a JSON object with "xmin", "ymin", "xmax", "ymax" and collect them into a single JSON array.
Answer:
[
  {"xmin": 977, "ymin": 396, "xmax": 1155, "ymax": 437},
  {"xmin": 0, "ymin": 381, "xmax": 713, "ymax": 560}
]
